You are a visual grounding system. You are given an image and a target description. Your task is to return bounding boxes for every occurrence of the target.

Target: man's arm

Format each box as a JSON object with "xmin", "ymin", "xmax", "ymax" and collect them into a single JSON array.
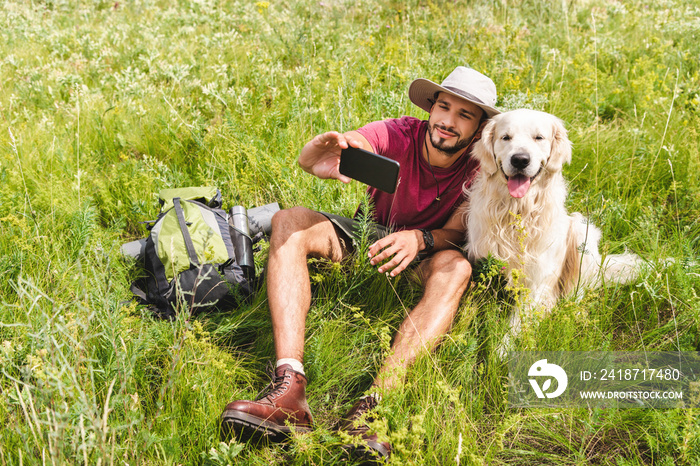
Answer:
[
  {"xmin": 428, "ymin": 202, "xmax": 468, "ymax": 251},
  {"xmin": 368, "ymin": 200, "xmax": 468, "ymax": 277},
  {"xmin": 298, "ymin": 130, "xmax": 372, "ymax": 182}
]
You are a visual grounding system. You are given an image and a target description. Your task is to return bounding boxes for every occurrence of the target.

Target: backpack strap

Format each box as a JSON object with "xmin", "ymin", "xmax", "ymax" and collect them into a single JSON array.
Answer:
[
  {"xmin": 130, "ymin": 280, "xmax": 149, "ymax": 303},
  {"xmin": 214, "ymin": 209, "xmax": 236, "ymax": 261},
  {"xmin": 173, "ymin": 197, "xmax": 200, "ymax": 267}
]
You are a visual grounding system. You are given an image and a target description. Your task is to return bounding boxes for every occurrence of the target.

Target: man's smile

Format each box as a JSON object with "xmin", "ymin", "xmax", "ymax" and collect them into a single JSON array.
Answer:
[{"xmin": 435, "ymin": 126, "xmax": 459, "ymax": 139}]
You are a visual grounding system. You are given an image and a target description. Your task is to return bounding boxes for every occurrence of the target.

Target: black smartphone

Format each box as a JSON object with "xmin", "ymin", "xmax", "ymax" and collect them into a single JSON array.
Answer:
[{"xmin": 339, "ymin": 147, "xmax": 400, "ymax": 194}]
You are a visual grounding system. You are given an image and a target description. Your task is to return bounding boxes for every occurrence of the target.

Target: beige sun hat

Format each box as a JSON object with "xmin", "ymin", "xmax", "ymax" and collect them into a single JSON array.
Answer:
[{"xmin": 409, "ymin": 66, "xmax": 500, "ymax": 118}]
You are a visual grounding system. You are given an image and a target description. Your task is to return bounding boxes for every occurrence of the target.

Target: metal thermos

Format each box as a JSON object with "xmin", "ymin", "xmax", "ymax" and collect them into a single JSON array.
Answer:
[{"xmin": 229, "ymin": 205, "xmax": 255, "ymax": 280}]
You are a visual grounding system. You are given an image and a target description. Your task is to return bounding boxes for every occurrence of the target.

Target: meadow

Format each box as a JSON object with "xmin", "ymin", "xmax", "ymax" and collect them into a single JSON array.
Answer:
[{"xmin": 1, "ymin": 0, "xmax": 699, "ymax": 464}]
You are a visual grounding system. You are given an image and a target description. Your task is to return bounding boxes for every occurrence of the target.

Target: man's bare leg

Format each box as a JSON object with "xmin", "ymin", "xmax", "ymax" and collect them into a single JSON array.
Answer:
[
  {"xmin": 266, "ymin": 207, "xmax": 347, "ymax": 362},
  {"xmin": 374, "ymin": 249, "xmax": 472, "ymax": 390},
  {"xmin": 221, "ymin": 207, "xmax": 347, "ymax": 441},
  {"xmin": 338, "ymin": 249, "xmax": 471, "ymax": 458}
]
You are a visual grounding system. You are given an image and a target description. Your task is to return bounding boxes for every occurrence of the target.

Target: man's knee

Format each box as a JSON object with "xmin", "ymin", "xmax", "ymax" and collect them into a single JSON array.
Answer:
[
  {"xmin": 270, "ymin": 207, "xmax": 314, "ymax": 242},
  {"xmin": 269, "ymin": 207, "xmax": 343, "ymax": 261},
  {"xmin": 426, "ymin": 250, "xmax": 472, "ymax": 287},
  {"xmin": 271, "ymin": 206, "xmax": 303, "ymax": 231}
]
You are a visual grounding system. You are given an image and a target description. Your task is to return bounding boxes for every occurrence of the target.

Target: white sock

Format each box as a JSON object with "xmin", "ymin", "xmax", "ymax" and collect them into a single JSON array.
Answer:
[{"xmin": 276, "ymin": 358, "xmax": 305, "ymax": 375}]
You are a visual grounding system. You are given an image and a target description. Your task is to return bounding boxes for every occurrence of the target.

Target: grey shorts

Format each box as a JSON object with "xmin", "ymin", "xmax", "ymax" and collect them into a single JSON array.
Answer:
[
  {"xmin": 318, "ymin": 212, "xmax": 390, "ymax": 253},
  {"xmin": 318, "ymin": 212, "xmax": 430, "ymax": 262}
]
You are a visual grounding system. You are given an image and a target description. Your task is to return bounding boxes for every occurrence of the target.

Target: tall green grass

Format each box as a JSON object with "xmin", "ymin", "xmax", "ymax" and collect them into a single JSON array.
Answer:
[{"xmin": 1, "ymin": 0, "xmax": 698, "ymax": 464}]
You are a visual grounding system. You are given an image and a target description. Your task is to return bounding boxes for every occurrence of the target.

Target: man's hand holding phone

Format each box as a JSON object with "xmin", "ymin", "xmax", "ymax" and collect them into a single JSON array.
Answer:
[
  {"xmin": 298, "ymin": 130, "xmax": 400, "ymax": 193},
  {"xmin": 298, "ymin": 131, "xmax": 358, "ymax": 183}
]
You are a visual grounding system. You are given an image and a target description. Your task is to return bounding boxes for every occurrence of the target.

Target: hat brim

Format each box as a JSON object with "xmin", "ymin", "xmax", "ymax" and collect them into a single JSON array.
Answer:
[{"xmin": 409, "ymin": 78, "xmax": 500, "ymax": 118}]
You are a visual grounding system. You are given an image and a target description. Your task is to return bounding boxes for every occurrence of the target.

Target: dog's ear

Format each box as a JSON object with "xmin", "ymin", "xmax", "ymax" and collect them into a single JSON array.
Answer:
[
  {"xmin": 546, "ymin": 117, "xmax": 573, "ymax": 172},
  {"xmin": 472, "ymin": 117, "xmax": 498, "ymax": 176}
]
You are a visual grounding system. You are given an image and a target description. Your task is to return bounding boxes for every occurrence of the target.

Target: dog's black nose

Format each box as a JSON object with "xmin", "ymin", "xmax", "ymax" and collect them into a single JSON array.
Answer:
[{"xmin": 510, "ymin": 153, "xmax": 530, "ymax": 169}]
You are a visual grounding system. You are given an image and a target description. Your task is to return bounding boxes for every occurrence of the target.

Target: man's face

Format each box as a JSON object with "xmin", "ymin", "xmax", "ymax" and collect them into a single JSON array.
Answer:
[{"xmin": 427, "ymin": 92, "xmax": 484, "ymax": 155}]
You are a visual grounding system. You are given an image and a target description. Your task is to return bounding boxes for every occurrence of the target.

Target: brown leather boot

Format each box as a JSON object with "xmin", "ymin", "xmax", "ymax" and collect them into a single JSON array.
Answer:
[
  {"xmin": 220, "ymin": 364, "xmax": 313, "ymax": 443},
  {"xmin": 340, "ymin": 395, "xmax": 391, "ymax": 462}
]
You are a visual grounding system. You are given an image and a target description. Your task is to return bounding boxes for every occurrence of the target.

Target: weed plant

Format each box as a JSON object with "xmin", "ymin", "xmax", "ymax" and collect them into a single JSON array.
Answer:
[{"xmin": 1, "ymin": 0, "xmax": 699, "ymax": 464}]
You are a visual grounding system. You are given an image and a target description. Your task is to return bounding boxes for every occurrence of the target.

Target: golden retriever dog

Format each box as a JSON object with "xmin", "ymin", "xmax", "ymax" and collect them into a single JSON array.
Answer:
[{"xmin": 464, "ymin": 109, "xmax": 643, "ymax": 345}]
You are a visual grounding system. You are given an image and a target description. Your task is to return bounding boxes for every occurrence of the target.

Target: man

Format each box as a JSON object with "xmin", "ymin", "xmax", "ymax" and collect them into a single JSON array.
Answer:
[{"xmin": 221, "ymin": 66, "xmax": 499, "ymax": 459}]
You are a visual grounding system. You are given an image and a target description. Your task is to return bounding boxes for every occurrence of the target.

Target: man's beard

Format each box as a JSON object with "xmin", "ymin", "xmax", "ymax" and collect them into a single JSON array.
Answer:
[{"xmin": 428, "ymin": 123, "xmax": 473, "ymax": 155}]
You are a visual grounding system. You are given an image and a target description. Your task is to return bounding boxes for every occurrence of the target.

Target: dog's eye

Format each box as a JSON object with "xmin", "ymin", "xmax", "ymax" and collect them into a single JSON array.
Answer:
[
  {"xmin": 535, "ymin": 135, "xmax": 544, "ymax": 140},
  {"xmin": 501, "ymin": 135, "xmax": 511, "ymax": 141}
]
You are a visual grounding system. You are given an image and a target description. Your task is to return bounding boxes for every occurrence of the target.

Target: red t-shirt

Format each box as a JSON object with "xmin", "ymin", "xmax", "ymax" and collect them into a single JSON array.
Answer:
[{"xmin": 356, "ymin": 116, "xmax": 480, "ymax": 231}]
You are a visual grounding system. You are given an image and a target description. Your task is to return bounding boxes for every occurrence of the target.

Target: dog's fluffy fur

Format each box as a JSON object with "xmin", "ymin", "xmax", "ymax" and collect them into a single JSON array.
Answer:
[{"xmin": 464, "ymin": 109, "xmax": 642, "ymax": 337}]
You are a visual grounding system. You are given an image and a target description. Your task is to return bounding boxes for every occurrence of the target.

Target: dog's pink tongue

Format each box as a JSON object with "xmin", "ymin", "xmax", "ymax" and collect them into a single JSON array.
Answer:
[{"xmin": 507, "ymin": 175, "xmax": 531, "ymax": 198}]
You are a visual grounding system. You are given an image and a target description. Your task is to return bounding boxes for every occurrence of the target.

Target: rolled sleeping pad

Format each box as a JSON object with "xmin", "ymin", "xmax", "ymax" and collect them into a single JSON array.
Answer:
[
  {"xmin": 121, "ymin": 239, "xmax": 147, "ymax": 261},
  {"xmin": 247, "ymin": 202, "xmax": 280, "ymax": 236}
]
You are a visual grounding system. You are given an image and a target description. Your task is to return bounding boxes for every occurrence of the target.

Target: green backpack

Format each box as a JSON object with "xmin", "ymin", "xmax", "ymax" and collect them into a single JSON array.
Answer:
[{"xmin": 130, "ymin": 187, "xmax": 253, "ymax": 318}]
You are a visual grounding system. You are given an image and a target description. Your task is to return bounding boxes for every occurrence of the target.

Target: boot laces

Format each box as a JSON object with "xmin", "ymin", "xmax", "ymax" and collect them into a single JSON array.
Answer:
[
  {"xmin": 345, "ymin": 395, "xmax": 379, "ymax": 432},
  {"xmin": 355, "ymin": 396, "xmax": 377, "ymax": 417},
  {"xmin": 256, "ymin": 369, "xmax": 290, "ymax": 401}
]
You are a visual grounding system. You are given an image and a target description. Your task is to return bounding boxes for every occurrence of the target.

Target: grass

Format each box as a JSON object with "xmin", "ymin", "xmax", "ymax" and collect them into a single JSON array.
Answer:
[{"xmin": 1, "ymin": 0, "xmax": 699, "ymax": 464}]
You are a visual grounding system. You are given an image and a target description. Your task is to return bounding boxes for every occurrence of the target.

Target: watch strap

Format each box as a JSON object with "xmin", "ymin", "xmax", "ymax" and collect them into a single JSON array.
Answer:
[{"xmin": 419, "ymin": 229, "xmax": 434, "ymax": 251}]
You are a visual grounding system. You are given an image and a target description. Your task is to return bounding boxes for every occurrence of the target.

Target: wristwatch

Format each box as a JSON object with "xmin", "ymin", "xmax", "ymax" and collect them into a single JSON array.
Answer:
[{"xmin": 419, "ymin": 229, "xmax": 434, "ymax": 252}]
